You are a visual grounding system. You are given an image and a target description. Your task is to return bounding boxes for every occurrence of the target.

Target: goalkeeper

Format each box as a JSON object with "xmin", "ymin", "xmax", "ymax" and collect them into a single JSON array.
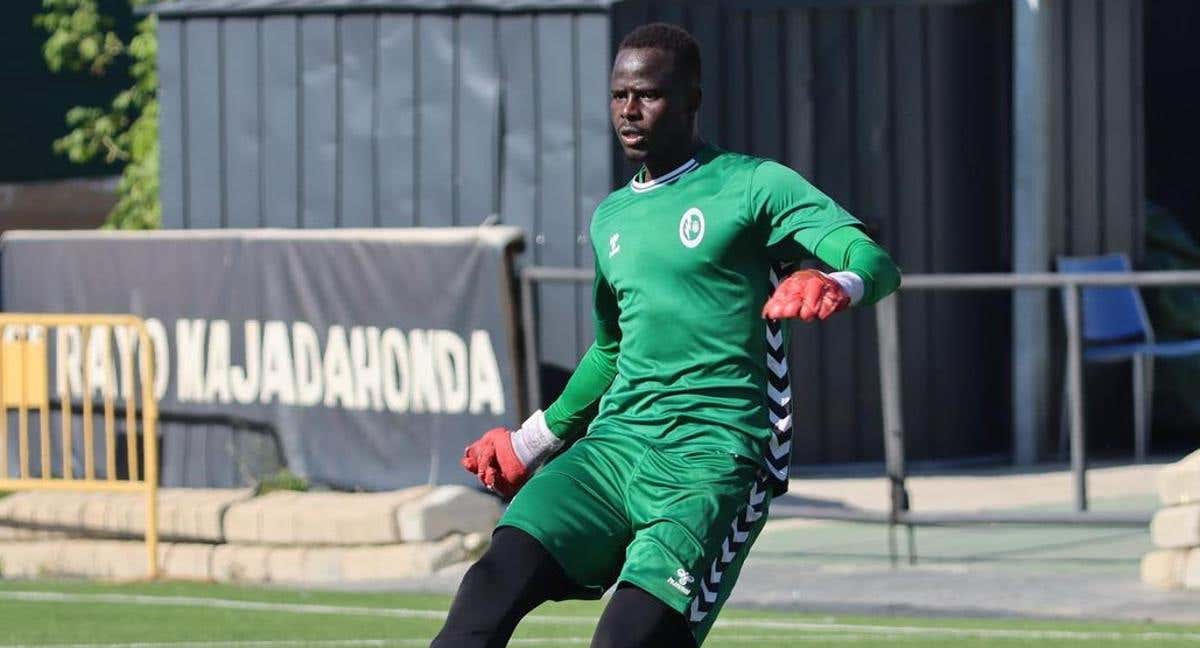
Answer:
[{"xmin": 433, "ymin": 22, "xmax": 901, "ymax": 648}]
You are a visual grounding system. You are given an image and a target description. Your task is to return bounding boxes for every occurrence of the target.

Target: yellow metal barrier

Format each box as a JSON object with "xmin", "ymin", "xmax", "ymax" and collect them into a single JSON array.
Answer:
[{"xmin": 0, "ymin": 314, "xmax": 159, "ymax": 578}]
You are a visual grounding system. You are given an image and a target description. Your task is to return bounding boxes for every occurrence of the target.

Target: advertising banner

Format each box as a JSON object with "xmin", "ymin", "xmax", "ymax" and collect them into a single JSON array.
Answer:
[{"xmin": 0, "ymin": 228, "xmax": 526, "ymax": 490}]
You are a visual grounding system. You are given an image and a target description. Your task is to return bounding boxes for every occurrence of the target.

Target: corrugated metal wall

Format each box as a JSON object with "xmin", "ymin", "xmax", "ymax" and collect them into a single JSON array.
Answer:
[
  {"xmin": 156, "ymin": 7, "xmax": 612, "ymax": 402},
  {"xmin": 613, "ymin": 0, "xmax": 1013, "ymax": 465},
  {"xmin": 1046, "ymin": 0, "xmax": 1144, "ymax": 259},
  {"xmin": 156, "ymin": 0, "xmax": 1145, "ymax": 466},
  {"xmin": 1040, "ymin": 0, "xmax": 1145, "ymax": 458}
]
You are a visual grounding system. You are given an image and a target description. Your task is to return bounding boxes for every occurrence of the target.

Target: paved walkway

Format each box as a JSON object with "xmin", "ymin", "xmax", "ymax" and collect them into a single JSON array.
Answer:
[
  {"xmin": 732, "ymin": 461, "xmax": 1200, "ymax": 623},
  {"xmin": 380, "ymin": 461, "xmax": 1200, "ymax": 624}
]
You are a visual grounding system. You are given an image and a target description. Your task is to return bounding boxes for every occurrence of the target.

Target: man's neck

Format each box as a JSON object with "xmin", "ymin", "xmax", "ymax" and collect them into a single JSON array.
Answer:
[{"xmin": 643, "ymin": 138, "xmax": 702, "ymax": 181}]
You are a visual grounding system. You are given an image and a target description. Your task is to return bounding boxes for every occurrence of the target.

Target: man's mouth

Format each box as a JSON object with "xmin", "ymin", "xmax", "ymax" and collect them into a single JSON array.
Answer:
[{"xmin": 619, "ymin": 128, "xmax": 646, "ymax": 147}]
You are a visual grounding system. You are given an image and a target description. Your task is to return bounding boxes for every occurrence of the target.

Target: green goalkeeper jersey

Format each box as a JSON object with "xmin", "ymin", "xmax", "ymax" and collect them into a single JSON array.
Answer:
[{"xmin": 543, "ymin": 144, "xmax": 898, "ymax": 464}]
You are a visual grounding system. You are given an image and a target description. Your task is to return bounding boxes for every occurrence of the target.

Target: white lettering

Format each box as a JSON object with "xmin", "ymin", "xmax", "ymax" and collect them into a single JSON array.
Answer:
[
  {"xmin": 469, "ymin": 330, "xmax": 505, "ymax": 415},
  {"xmin": 203, "ymin": 319, "xmax": 232, "ymax": 403},
  {"xmin": 175, "ymin": 319, "xmax": 207, "ymax": 402},
  {"xmin": 145, "ymin": 318, "xmax": 170, "ymax": 401},
  {"xmin": 86, "ymin": 325, "xmax": 115, "ymax": 399},
  {"xmin": 56, "ymin": 326, "xmax": 82, "ymax": 399},
  {"xmin": 292, "ymin": 322, "xmax": 323, "ymax": 406},
  {"xmin": 323, "ymin": 325, "xmax": 354, "ymax": 408},
  {"xmin": 230, "ymin": 320, "xmax": 261, "ymax": 405},
  {"xmin": 434, "ymin": 330, "xmax": 469, "ymax": 414},
  {"xmin": 113, "ymin": 325, "xmax": 137, "ymax": 400},
  {"xmin": 260, "ymin": 320, "xmax": 296, "ymax": 405},
  {"xmin": 407, "ymin": 329, "xmax": 441, "ymax": 413},
  {"xmin": 350, "ymin": 326, "xmax": 383, "ymax": 411},
  {"xmin": 380, "ymin": 328, "xmax": 410, "ymax": 413}
]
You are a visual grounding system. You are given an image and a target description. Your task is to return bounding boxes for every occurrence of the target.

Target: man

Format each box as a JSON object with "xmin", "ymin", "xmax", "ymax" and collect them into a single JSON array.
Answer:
[{"xmin": 433, "ymin": 23, "xmax": 901, "ymax": 648}]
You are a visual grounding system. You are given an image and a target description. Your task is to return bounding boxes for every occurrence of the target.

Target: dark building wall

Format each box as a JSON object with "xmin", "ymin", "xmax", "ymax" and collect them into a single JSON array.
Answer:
[
  {"xmin": 1036, "ymin": 0, "xmax": 1145, "ymax": 459},
  {"xmin": 155, "ymin": 0, "xmax": 1147, "ymax": 466},
  {"xmin": 156, "ymin": 9, "xmax": 613, "ymax": 381},
  {"xmin": 1144, "ymin": 0, "xmax": 1196, "ymax": 234},
  {"xmin": 614, "ymin": 0, "xmax": 1014, "ymax": 465},
  {"xmin": 1046, "ymin": 0, "xmax": 1144, "ymax": 260}
]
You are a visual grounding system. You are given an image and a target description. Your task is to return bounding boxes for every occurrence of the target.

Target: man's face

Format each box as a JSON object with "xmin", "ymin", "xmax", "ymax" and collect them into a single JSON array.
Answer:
[{"xmin": 610, "ymin": 47, "xmax": 696, "ymax": 163}]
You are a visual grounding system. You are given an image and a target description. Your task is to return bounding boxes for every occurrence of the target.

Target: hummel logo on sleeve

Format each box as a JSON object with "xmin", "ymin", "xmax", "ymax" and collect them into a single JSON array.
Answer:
[{"xmin": 609, "ymin": 233, "xmax": 621, "ymax": 258}]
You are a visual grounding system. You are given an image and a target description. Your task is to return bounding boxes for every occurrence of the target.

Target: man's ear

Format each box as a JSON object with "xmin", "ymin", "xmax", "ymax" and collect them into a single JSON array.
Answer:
[{"xmin": 688, "ymin": 86, "xmax": 702, "ymax": 116}]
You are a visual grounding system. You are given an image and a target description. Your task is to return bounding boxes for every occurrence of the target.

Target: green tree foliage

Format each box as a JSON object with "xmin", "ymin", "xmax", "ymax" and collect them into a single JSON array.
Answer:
[{"xmin": 34, "ymin": 0, "xmax": 160, "ymax": 229}]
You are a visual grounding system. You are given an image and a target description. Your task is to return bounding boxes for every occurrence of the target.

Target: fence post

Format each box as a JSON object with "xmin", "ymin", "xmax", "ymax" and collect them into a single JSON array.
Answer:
[
  {"xmin": 1063, "ymin": 283, "xmax": 1088, "ymax": 512},
  {"xmin": 139, "ymin": 322, "xmax": 160, "ymax": 579},
  {"xmin": 875, "ymin": 295, "xmax": 912, "ymax": 564},
  {"xmin": 520, "ymin": 271, "xmax": 541, "ymax": 416}
]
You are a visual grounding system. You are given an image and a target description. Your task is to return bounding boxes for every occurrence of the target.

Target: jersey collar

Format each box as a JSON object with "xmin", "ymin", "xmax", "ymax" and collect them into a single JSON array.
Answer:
[{"xmin": 629, "ymin": 157, "xmax": 700, "ymax": 193}]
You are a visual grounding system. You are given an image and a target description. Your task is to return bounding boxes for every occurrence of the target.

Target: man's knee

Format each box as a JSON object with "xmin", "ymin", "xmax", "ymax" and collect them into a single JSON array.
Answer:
[
  {"xmin": 591, "ymin": 584, "xmax": 697, "ymax": 648},
  {"xmin": 431, "ymin": 526, "xmax": 576, "ymax": 648}
]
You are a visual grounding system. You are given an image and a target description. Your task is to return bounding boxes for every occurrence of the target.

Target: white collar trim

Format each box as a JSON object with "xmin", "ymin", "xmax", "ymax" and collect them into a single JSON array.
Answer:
[{"xmin": 630, "ymin": 158, "xmax": 699, "ymax": 193}]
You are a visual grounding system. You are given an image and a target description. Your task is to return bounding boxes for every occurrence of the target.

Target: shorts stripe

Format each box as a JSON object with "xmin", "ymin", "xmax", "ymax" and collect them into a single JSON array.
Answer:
[
  {"xmin": 763, "ymin": 262, "xmax": 795, "ymax": 491},
  {"xmin": 688, "ymin": 262, "xmax": 794, "ymax": 628}
]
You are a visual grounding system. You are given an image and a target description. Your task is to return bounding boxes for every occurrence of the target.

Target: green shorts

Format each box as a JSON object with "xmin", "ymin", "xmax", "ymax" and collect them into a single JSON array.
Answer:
[{"xmin": 498, "ymin": 428, "xmax": 772, "ymax": 644}]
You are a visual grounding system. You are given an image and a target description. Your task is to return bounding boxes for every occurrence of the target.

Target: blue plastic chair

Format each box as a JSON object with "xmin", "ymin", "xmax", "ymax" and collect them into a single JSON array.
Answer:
[{"xmin": 1057, "ymin": 253, "xmax": 1200, "ymax": 461}]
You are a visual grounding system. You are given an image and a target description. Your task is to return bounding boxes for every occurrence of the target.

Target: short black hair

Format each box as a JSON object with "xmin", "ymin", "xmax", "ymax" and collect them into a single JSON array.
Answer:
[{"xmin": 618, "ymin": 22, "xmax": 701, "ymax": 88}]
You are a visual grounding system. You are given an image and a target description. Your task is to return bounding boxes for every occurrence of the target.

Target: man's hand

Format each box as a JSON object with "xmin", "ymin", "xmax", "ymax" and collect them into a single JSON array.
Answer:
[
  {"xmin": 462, "ymin": 427, "xmax": 528, "ymax": 498},
  {"xmin": 461, "ymin": 410, "xmax": 563, "ymax": 499},
  {"xmin": 761, "ymin": 269, "xmax": 852, "ymax": 322}
]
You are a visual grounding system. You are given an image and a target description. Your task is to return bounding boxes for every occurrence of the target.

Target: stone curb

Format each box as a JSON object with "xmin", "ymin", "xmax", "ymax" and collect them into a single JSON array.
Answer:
[
  {"xmin": 1141, "ymin": 452, "xmax": 1200, "ymax": 591},
  {"xmin": 221, "ymin": 485, "xmax": 501, "ymax": 545},
  {"xmin": 0, "ymin": 536, "xmax": 483, "ymax": 583},
  {"xmin": 1151, "ymin": 503, "xmax": 1200, "ymax": 550},
  {"xmin": 0, "ymin": 489, "xmax": 252, "ymax": 542},
  {"xmin": 1157, "ymin": 449, "xmax": 1200, "ymax": 506},
  {"xmin": 0, "ymin": 485, "xmax": 501, "ymax": 546},
  {"xmin": 1140, "ymin": 548, "xmax": 1190, "ymax": 589},
  {"xmin": 397, "ymin": 485, "xmax": 502, "ymax": 543}
]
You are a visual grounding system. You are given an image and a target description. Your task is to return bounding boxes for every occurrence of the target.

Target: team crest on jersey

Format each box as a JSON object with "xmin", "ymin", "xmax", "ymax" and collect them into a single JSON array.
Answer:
[{"xmin": 679, "ymin": 208, "xmax": 705, "ymax": 248}]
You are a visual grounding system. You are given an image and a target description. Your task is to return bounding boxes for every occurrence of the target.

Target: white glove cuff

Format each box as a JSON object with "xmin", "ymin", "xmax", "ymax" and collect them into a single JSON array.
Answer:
[
  {"xmin": 828, "ymin": 271, "xmax": 865, "ymax": 306},
  {"xmin": 509, "ymin": 410, "xmax": 564, "ymax": 468}
]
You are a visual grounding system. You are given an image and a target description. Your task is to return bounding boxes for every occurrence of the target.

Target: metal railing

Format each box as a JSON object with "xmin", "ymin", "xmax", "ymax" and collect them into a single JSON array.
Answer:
[
  {"xmin": 519, "ymin": 266, "xmax": 595, "ymax": 410},
  {"xmin": 520, "ymin": 266, "xmax": 1200, "ymax": 562},
  {"xmin": 0, "ymin": 314, "xmax": 160, "ymax": 578}
]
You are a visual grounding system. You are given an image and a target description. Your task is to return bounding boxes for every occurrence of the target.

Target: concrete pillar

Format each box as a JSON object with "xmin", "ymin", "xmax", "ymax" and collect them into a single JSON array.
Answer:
[{"xmin": 1012, "ymin": 0, "xmax": 1054, "ymax": 465}]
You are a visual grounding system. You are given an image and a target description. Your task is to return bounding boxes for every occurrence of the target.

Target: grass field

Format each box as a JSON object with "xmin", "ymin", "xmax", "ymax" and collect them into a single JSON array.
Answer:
[{"xmin": 1, "ymin": 579, "xmax": 1199, "ymax": 646}]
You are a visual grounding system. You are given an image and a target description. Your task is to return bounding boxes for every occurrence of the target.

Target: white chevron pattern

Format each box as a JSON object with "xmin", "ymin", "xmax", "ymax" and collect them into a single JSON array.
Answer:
[{"xmin": 689, "ymin": 263, "xmax": 795, "ymax": 627}]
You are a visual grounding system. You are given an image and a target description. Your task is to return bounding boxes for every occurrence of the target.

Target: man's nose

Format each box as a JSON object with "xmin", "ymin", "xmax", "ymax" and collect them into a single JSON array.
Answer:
[{"xmin": 620, "ymin": 97, "xmax": 640, "ymax": 119}]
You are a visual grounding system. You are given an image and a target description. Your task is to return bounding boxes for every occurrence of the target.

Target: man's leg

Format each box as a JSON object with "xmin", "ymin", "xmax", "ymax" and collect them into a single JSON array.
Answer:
[
  {"xmin": 430, "ymin": 526, "xmax": 576, "ymax": 648},
  {"xmin": 617, "ymin": 449, "xmax": 766, "ymax": 646},
  {"xmin": 590, "ymin": 583, "xmax": 697, "ymax": 648}
]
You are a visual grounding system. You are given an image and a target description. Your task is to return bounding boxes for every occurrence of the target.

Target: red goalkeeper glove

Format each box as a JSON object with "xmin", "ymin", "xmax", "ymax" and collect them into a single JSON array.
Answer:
[
  {"xmin": 460, "ymin": 410, "xmax": 562, "ymax": 498},
  {"xmin": 761, "ymin": 269, "xmax": 854, "ymax": 322}
]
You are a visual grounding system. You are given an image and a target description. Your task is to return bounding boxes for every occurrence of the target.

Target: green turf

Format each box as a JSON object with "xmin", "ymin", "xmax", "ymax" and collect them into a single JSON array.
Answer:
[{"xmin": 1, "ymin": 579, "xmax": 1198, "ymax": 646}]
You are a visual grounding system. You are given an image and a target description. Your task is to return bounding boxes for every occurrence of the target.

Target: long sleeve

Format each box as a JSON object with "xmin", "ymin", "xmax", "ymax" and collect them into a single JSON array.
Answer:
[
  {"xmin": 541, "ymin": 261, "xmax": 621, "ymax": 439},
  {"xmin": 749, "ymin": 159, "xmax": 900, "ymax": 305},
  {"xmin": 810, "ymin": 225, "xmax": 902, "ymax": 306}
]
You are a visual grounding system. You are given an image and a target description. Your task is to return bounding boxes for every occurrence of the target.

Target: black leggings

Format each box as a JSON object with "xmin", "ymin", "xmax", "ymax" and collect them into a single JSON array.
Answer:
[{"xmin": 430, "ymin": 526, "xmax": 697, "ymax": 648}]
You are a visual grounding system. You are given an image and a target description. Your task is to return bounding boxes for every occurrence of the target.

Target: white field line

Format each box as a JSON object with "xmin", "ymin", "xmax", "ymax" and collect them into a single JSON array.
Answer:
[
  {"xmin": 0, "ymin": 638, "xmax": 900, "ymax": 648},
  {"xmin": 3, "ymin": 591, "xmax": 1200, "ymax": 643},
  {"xmin": 0, "ymin": 642, "xmax": 592, "ymax": 648}
]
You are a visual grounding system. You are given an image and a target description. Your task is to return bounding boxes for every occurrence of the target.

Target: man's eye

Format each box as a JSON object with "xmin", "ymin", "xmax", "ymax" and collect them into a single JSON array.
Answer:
[
  {"xmin": 639, "ymin": 91, "xmax": 661, "ymax": 100},
  {"xmin": 611, "ymin": 91, "xmax": 626, "ymax": 100}
]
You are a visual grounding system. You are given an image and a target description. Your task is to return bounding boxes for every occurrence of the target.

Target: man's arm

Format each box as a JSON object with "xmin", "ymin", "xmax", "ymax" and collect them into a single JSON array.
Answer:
[
  {"xmin": 810, "ymin": 224, "xmax": 901, "ymax": 307},
  {"xmin": 753, "ymin": 160, "xmax": 901, "ymax": 319},
  {"xmin": 461, "ymin": 260, "xmax": 620, "ymax": 496},
  {"xmin": 542, "ymin": 265, "xmax": 621, "ymax": 437}
]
